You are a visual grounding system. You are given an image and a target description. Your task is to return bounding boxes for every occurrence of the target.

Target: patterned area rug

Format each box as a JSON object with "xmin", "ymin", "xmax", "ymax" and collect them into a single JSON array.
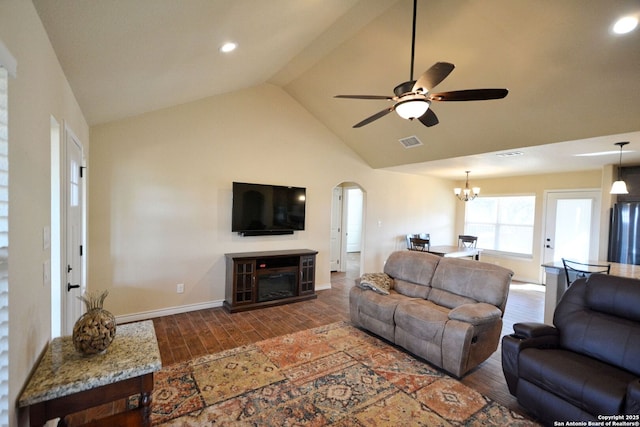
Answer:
[{"xmin": 150, "ymin": 322, "xmax": 539, "ymax": 426}]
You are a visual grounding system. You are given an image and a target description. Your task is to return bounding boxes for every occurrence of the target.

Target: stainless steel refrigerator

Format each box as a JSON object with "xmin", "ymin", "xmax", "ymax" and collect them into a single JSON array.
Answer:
[{"xmin": 608, "ymin": 202, "xmax": 640, "ymax": 265}]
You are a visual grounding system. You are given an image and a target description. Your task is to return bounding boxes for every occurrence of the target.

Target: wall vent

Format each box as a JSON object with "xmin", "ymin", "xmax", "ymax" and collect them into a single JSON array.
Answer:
[{"xmin": 399, "ymin": 135, "xmax": 423, "ymax": 149}]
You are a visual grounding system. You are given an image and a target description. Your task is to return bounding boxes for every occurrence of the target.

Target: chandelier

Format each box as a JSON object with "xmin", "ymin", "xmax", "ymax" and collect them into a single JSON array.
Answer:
[{"xmin": 454, "ymin": 171, "xmax": 480, "ymax": 201}]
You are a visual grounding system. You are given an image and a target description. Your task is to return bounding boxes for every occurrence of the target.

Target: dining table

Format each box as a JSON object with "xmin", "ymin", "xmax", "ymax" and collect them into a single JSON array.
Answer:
[{"xmin": 426, "ymin": 245, "xmax": 481, "ymax": 260}]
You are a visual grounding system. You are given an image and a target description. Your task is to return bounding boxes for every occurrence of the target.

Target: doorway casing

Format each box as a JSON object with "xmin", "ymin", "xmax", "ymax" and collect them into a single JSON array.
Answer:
[{"xmin": 330, "ymin": 182, "xmax": 365, "ymax": 277}]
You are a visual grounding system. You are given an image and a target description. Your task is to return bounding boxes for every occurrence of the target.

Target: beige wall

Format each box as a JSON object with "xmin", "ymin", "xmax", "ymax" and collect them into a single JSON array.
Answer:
[
  {"xmin": 453, "ymin": 170, "xmax": 605, "ymax": 282},
  {"xmin": 0, "ymin": 1, "xmax": 89, "ymax": 426},
  {"xmin": 1, "ymin": 4, "xmax": 620, "ymax": 426},
  {"xmin": 89, "ymin": 83, "xmax": 455, "ymax": 318}
]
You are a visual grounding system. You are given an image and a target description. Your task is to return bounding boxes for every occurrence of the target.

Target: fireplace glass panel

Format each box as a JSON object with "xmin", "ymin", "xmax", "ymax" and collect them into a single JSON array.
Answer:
[{"xmin": 257, "ymin": 270, "xmax": 297, "ymax": 302}]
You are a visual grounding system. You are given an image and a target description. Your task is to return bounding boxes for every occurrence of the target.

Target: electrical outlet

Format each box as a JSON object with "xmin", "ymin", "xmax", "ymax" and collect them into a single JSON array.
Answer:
[{"xmin": 176, "ymin": 283, "xmax": 184, "ymax": 294}]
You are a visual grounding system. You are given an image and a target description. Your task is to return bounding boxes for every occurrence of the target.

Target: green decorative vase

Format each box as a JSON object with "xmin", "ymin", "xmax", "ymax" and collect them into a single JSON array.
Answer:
[{"xmin": 72, "ymin": 290, "xmax": 117, "ymax": 355}]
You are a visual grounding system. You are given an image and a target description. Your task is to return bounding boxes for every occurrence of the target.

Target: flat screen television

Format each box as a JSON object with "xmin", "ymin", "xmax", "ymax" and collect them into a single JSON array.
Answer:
[{"xmin": 232, "ymin": 182, "xmax": 306, "ymax": 236}]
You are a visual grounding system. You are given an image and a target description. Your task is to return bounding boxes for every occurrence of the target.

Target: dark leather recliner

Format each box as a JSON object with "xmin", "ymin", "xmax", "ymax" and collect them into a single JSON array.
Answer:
[{"xmin": 502, "ymin": 274, "xmax": 640, "ymax": 425}]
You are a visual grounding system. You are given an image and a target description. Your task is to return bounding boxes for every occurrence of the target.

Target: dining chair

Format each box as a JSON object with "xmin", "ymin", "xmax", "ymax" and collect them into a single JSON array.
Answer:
[
  {"xmin": 407, "ymin": 233, "xmax": 430, "ymax": 251},
  {"xmin": 561, "ymin": 258, "xmax": 611, "ymax": 287},
  {"xmin": 458, "ymin": 235, "xmax": 478, "ymax": 248},
  {"xmin": 405, "ymin": 234, "xmax": 413, "ymax": 249}
]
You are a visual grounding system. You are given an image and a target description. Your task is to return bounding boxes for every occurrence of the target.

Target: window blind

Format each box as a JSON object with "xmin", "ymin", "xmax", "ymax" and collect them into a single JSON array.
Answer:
[
  {"xmin": 0, "ymin": 64, "xmax": 10, "ymax": 426},
  {"xmin": 464, "ymin": 195, "xmax": 535, "ymax": 256}
]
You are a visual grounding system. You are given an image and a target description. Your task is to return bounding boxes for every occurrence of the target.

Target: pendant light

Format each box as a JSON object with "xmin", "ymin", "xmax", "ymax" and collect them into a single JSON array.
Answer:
[
  {"xmin": 454, "ymin": 171, "xmax": 480, "ymax": 201},
  {"xmin": 610, "ymin": 142, "xmax": 629, "ymax": 195}
]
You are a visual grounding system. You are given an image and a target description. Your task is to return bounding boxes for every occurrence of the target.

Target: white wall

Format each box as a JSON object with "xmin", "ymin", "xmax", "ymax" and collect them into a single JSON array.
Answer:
[
  {"xmin": 0, "ymin": 2, "xmax": 89, "ymax": 426},
  {"xmin": 453, "ymin": 170, "xmax": 604, "ymax": 283},
  {"xmin": 346, "ymin": 188, "xmax": 363, "ymax": 252},
  {"xmin": 89, "ymin": 83, "xmax": 455, "ymax": 318}
]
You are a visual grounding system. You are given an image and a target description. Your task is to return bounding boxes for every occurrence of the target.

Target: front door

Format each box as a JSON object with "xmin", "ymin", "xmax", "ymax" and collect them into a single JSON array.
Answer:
[
  {"xmin": 64, "ymin": 126, "xmax": 85, "ymax": 335},
  {"xmin": 543, "ymin": 190, "xmax": 601, "ymax": 268}
]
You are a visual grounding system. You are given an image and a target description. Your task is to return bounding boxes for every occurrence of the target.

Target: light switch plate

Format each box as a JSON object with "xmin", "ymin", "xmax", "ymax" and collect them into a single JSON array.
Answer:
[
  {"xmin": 43, "ymin": 259, "xmax": 51, "ymax": 287},
  {"xmin": 43, "ymin": 226, "xmax": 51, "ymax": 250}
]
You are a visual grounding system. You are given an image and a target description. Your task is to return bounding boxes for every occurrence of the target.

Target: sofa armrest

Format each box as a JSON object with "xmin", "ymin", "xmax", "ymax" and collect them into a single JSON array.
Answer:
[
  {"xmin": 449, "ymin": 303, "xmax": 502, "ymax": 326},
  {"xmin": 501, "ymin": 323, "xmax": 560, "ymax": 396},
  {"xmin": 626, "ymin": 380, "xmax": 640, "ymax": 415},
  {"xmin": 512, "ymin": 322, "xmax": 559, "ymax": 340}
]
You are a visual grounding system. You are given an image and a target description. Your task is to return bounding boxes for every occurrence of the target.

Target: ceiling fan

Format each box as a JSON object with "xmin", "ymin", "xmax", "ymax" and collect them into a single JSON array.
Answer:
[{"xmin": 334, "ymin": 0, "xmax": 508, "ymax": 128}]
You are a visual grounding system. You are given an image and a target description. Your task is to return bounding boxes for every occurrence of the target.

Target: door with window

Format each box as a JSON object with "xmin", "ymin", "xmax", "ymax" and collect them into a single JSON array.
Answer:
[
  {"xmin": 64, "ymin": 127, "xmax": 85, "ymax": 335},
  {"xmin": 543, "ymin": 190, "xmax": 601, "ymax": 266}
]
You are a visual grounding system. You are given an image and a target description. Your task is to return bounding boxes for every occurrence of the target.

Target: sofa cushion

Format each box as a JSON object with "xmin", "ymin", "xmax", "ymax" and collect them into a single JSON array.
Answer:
[
  {"xmin": 586, "ymin": 274, "xmax": 640, "ymax": 322},
  {"xmin": 519, "ymin": 348, "xmax": 636, "ymax": 416},
  {"xmin": 355, "ymin": 289, "xmax": 406, "ymax": 324},
  {"xmin": 394, "ymin": 299, "xmax": 449, "ymax": 342},
  {"xmin": 383, "ymin": 251, "xmax": 439, "ymax": 298},
  {"xmin": 555, "ymin": 279, "xmax": 640, "ymax": 376},
  {"xmin": 393, "ymin": 279, "xmax": 430, "ymax": 299},
  {"xmin": 358, "ymin": 272, "xmax": 394, "ymax": 295},
  {"xmin": 430, "ymin": 257, "xmax": 513, "ymax": 312},
  {"xmin": 449, "ymin": 303, "xmax": 502, "ymax": 325}
]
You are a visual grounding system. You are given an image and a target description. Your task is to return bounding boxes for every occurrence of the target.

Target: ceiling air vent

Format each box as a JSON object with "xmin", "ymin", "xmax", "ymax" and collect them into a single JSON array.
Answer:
[{"xmin": 399, "ymin": 135, "xmax": 423, "ymax": 149}]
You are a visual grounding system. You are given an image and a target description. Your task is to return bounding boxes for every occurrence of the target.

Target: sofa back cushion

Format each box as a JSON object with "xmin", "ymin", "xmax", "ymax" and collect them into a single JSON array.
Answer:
[
  {"xmin": 586, "ymin": 274, "xmax": 640, "ymax": 322},
  {"xmin": 429, "ymin": 257, "xmax": 513, "ymax": 312},
  {"xmin": 554, "ymin": 275, "xmax": 640, "ymax": 376},
  {"xmin": 383, "ymin": 251, "xmax": 440, "ymax": 298}
]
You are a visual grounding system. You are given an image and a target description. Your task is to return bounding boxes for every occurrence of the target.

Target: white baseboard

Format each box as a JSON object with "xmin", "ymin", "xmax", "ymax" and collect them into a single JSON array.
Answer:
[
  {"xmin": 315, "ymin": 282, "xmax": 332, "ymax": 291},
  {"xmin": 115, "ymin": 299, "xmax": 225, "ymax": 324},
  {"xmin": 115, "ymin": 283, "xmax": 334, "ymax": 323}
]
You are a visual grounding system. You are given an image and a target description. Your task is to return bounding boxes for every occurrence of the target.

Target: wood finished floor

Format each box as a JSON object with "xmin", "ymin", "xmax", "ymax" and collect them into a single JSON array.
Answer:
[
  {"xmin": 152, "ymin": 272, "xmax": 544, "ymax": 415},
  {"xmin": 68, "ymin": 253, "xmax": 544, "ymax": 424}
]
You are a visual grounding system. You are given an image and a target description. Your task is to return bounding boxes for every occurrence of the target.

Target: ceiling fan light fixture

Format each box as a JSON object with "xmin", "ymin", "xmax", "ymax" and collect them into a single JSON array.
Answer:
[
  {"xmin": 334, "ymin": 0, "xmax": 507, "ymax": 128},
  {"xmin": 395, "ymin": 98, "xmax": 429, "ymax": 120}
]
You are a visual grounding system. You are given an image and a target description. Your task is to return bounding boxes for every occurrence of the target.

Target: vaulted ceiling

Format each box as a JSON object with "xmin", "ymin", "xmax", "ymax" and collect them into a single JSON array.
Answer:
[{"xmin": 33, "ymin": 0, "xmax": 640, "ymax": 178}]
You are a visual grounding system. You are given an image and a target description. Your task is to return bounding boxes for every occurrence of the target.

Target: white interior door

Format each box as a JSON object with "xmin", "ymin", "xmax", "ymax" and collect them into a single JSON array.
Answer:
[
  {"xmin": 330, "ymin": 187, "xmax": 343, "ymax": 272},
  {"xmin": 64, "ymin": 126, "xmax": 85, "ymax": 335},
  {"xmin": 543, "ymin": 190, "xmax": 601, "ymax": 267}
]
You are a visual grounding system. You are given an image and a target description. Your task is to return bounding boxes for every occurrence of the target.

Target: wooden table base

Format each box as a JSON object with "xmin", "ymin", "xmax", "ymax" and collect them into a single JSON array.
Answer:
[
  {"xmin": 74, "ymin": 408, "xmax": 144, "ymax": 427},
  {"xmin": 28, "ymin": 373, "xmax": 153, "ymax": 427}
]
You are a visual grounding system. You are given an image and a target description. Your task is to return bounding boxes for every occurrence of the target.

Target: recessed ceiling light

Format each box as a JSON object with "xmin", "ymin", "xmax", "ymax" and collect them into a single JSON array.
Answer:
[
  {"xmin": 219, "ymin": 42, "xmax": 237, "ymax": 53},
  {"xmin": 613, "ymin": 16, "xmax": 638, "ymax": 34}
]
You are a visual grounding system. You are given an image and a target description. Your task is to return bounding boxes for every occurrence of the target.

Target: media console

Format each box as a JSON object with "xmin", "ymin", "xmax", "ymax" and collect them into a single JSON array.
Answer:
[{"xmin": 224, "ymin": 249, "xmax": 318, "ymax": 313}]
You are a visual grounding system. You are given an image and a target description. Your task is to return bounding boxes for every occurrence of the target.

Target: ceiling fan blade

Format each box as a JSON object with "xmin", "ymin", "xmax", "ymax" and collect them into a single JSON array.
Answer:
[
  {"xmin": 412, "ymin": 62, "xmax": 455, "ymax": 93},
  {"xmin": 353, "ymin": 107, "xmax": 394, "ymax": 128},
  {"xmin": 335, "ymin": 95, "xmax": 393, "ymax": 100},
  {"xmin": 429, "ymin": 88, "xmax": 509, "ymax": 102},
  {"xmin": 418, "ymin": 108, "xmax": 439, "ymax": 127}
]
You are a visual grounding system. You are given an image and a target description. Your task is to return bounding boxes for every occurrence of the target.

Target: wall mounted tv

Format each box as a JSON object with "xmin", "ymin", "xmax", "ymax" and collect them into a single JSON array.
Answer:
[{"xmin": 232, "ymin": 182, "xmax": 306, "ymax": 236}]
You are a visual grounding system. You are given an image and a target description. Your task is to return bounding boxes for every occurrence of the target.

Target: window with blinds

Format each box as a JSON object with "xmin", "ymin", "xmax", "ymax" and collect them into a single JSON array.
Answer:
[
  {"xmin": 464, "ymin": 195, "xmax": 535, "ymax": 256},
  {"xmin": 0, "ymin": 64, "xmax": 9, "ymax": 425}
]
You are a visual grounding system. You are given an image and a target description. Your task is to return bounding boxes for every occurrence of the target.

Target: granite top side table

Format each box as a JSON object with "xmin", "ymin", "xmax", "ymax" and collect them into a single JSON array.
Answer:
[{"xmin": 18, "ymin": 320, "xmax": 162, "ymax": 427}]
